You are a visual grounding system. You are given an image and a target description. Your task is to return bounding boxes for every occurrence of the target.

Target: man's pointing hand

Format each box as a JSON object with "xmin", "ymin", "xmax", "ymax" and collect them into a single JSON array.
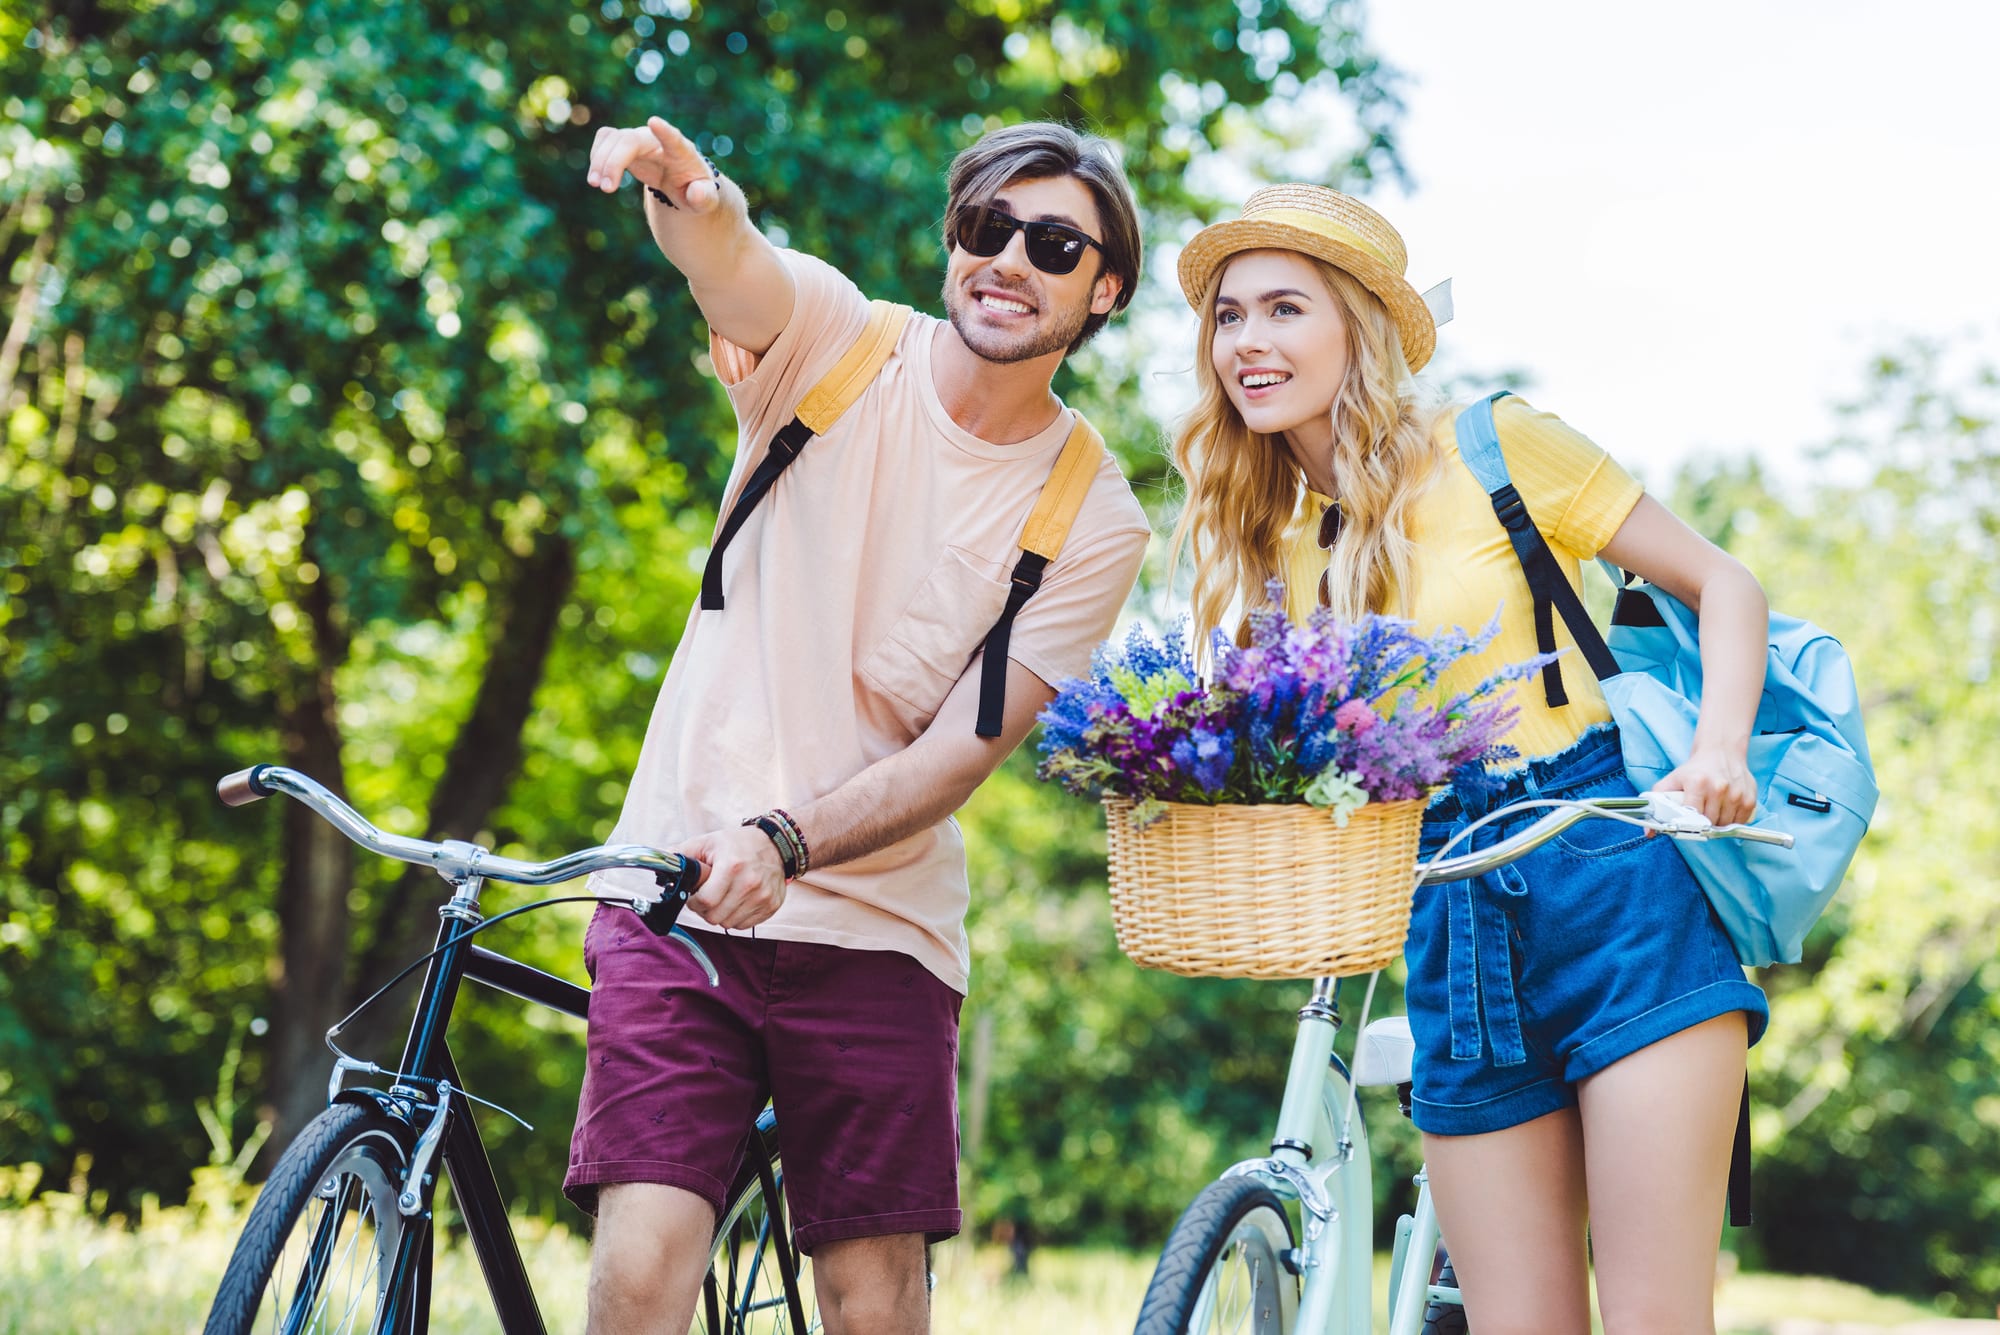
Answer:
[{"xmin": 586, "ymin": 115, "xmax": 721, "ymax": 212}]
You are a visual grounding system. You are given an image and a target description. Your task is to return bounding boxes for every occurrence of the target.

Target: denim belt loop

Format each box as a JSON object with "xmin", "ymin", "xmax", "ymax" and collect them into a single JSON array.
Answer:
[
  {"xmin": 1445, "ymin": 879, "xmax": 1483, "ymax": 1060},
  {"xmin": 1474, "ymin": 878, "xmax": 1529, "ymax": 1066},
  {"xmin": 1438, "ymin": 764, "xmax": 1535, "ymax": 1069}
]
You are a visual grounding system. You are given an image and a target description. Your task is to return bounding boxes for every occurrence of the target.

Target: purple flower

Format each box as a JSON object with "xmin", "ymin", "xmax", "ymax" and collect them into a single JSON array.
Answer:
[{"xmin": 1037, "ymin": 598, "xmax": 1543, "ymax": 811}]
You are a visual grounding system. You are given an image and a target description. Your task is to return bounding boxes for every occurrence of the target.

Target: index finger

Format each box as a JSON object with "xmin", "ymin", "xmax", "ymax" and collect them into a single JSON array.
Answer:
[
  {"xmin": 645, "ymin": 115, "xmax": 705, "ymax": 169},
  {"xmin": 646, "ymin": 116, "xmax": 724, "ymax": 210}
]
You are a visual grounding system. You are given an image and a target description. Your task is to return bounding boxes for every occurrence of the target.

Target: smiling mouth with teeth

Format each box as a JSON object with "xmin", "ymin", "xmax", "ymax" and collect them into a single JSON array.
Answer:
[
  {"xmin": 1240, "ymin": 371, "xmax": 1292, "ymax": 387},
  {"xmin": 978, "ymin": 293, "xmax": 1035, "ymax": 316}
]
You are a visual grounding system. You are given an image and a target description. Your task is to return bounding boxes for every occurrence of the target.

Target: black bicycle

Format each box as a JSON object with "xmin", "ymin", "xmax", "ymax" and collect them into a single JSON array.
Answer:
[{"xmin": 200, "ymin": 764, "xmax": 819, "ymax": 1334}]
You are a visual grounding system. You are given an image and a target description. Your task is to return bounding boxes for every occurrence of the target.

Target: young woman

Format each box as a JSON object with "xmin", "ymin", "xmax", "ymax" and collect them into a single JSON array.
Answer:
[{"xmin": 1170, "ymin": 184, "xmax": 1771, "ymax": 1335}]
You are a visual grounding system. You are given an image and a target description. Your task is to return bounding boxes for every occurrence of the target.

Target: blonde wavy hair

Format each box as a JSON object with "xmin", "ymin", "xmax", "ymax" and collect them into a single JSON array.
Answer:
[{"xmin": 1170, "ymin": 254, "xmax": 1445, "ymax": 645}]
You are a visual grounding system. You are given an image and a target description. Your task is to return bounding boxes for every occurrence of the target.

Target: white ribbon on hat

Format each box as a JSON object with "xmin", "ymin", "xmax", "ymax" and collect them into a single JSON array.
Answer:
[{"xmin": 1422, "ymin": 278, "xmax": 1454, "ymax": 328}]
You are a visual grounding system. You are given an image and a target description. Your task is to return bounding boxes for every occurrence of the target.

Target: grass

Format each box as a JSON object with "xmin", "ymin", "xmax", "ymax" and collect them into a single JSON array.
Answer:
[{"xmin": 0, "ymin": 1181, "xmax": 1972, "ymax": 1334}]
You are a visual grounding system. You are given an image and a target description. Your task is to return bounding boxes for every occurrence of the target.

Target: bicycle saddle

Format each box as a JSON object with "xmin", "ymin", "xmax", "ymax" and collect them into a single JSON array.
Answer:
[{"xmin": 1352, "ymin": 1015, "xmax": 1415, "ymax": 1088}]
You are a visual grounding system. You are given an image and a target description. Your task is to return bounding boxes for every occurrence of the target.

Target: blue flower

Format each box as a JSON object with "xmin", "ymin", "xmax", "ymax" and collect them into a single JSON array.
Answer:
[{"xmin": 1036, "ymin": 598, "xmax": 1542, "ymax": 816}]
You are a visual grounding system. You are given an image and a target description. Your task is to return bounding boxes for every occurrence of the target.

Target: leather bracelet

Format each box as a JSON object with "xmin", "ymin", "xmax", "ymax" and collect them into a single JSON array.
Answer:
[
  {"xmin": 645, "ymin": 156, "xmax": 722, "ymax": 210},
  {"xmin": 769, "ymin": 806, "xmax": 809, "ymax": 875},
  {"xmin": 743, "ymin": 811, "xmax": 804, "ymax": 879}
]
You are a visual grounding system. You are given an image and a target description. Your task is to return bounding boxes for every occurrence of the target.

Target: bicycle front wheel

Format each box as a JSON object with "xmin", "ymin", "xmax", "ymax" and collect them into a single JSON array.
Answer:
[
  {"xmin": 1135, "ymin": 1175, "xmax": 1299, "ymax": 1335},
  {"xmin": 695, "ymin": 1134, "xmax": 820, "ymax": 1333},
  {"xmin": 203, "ymin": 1100, "xmax": 415, "ymax": 1335}
]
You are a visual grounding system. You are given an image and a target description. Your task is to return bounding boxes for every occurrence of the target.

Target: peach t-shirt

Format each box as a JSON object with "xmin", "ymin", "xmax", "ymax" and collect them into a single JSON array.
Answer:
[{"xmin": 592, "ymin": 251, "xmax": 1151, "ymax": 991}]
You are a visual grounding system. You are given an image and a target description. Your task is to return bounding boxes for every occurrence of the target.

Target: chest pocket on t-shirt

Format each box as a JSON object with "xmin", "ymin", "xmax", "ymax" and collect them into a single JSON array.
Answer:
[{"xmin": 859, "ymin": 545, "xmax": 1012, "ymax": 735}]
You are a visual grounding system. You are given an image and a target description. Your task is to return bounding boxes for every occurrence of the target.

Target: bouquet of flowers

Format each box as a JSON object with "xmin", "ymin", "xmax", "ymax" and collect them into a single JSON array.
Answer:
[
  {"xmin": 1037, "ymin": 584, "xmax": 1551, "ymax": 829},
  {"xmin": 1037, "ymin": 585, "xmax": 1554, "ymax": 978}
]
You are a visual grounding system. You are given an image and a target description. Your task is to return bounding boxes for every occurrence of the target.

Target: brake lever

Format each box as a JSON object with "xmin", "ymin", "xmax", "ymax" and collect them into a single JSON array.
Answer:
[
  {"xmin": 1642, "ymin": 791, "xmax": 1718, "ymax": 839},
  {"xmin": 1643, "ymin": 791, "xmax": 1795, "ymax": 848},
  {"xmin": 628, "ymin": 854, "xmax": 721, "ymax": 986},
  {"xmin": 667, "ymin": 926, "xmax": 720, "ymax": 987}
]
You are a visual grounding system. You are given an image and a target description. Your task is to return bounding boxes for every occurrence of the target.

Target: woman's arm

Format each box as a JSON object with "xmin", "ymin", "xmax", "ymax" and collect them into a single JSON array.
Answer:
[{"xmin": 1598, "ymin": 494, "xmax": 1768, "ymax": 825}]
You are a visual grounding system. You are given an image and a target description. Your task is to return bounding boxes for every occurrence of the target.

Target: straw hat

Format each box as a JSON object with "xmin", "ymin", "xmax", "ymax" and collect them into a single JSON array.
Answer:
[{"xmin": 1177, "ymin": 184, "xmax": 1438, "ymax": 373}]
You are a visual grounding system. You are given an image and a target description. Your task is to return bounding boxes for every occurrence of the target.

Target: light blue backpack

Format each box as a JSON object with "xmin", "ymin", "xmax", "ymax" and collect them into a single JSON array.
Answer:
[{"xmin": 1456, "ymin": 392, "xmax": 1878, "ymax": 967}]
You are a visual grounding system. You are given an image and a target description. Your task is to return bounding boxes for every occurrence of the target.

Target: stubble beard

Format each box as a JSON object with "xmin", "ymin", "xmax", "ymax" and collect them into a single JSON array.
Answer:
[{"xmin": 942, "ymin": 275, "xmax": 1090, "ymax": 365}]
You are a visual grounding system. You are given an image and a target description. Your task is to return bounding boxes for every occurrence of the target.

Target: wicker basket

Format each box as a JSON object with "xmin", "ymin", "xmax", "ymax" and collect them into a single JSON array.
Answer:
[{"xmin": 1103, "ymin": 796, "xmax": 1425, "ymax": 979}]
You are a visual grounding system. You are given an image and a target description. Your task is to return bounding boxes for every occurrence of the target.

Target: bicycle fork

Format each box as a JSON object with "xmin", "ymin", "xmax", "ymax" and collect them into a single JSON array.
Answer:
[{"xmin": 1222, "ymin": 978, "xmax": 1374, "ymax": 1334}]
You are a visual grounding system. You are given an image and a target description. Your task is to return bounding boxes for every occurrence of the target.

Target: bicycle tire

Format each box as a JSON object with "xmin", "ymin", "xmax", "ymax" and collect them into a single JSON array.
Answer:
[
  {"xmin": 1134, "ymin": 1175, "xmax": 1299, "ymax": 1335},
  {"xmin": 203, "ymin": 1100, "xmax": 416, "ymax": 1335},
  {"xmin": 695, "ymin": 1134, "xmax": 819, "ymax": 1333},
  {"xmin": 1421, "ymin": 1244, "xmax": 1469, "ymax": 1335}
]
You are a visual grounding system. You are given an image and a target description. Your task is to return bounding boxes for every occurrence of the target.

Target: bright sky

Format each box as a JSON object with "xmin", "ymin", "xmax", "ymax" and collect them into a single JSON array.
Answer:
[{"xmin": 1289, "ymin": 0, "xmax": 2000, "ymax": 484}]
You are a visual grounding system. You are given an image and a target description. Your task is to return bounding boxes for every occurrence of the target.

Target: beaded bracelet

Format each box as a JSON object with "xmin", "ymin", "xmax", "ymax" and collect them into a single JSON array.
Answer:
[
  {"xmin": 644, "ymin": 156, "xmax": 723, "ymax": 211},
  {"xmin": 743, "ymin": 808, "xmax": 809, "ymax": 880},
  {"xmin": 770, "ymin": 807, "xmax": 810, "ymax": 875}
]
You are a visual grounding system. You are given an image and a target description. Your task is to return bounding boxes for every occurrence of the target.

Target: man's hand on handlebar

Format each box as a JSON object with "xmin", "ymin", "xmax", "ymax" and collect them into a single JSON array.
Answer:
[{"xmin": 678, "ymin": 825, "xmax": 788, "ymax": 931}]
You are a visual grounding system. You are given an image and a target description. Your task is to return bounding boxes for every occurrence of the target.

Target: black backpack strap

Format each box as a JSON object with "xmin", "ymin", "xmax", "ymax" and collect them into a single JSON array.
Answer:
[
  {"xmin": 972, "ymin": 417, "xmax": 1105, "ymax": 738},
  {"xmin": 1452, "ymin": 392, "xmax": 1620, "ymax": 706},
  {"xmin": 702, "ymin": 417, "xmax": 811, "ymax": 610},
  {"xmin": 976, "ymin": 551, "xmax": 1049, "ymax": 738},
  {"xmin": 700, "ymin": 301, "xmax": 912, "ymax": 611},
  {"xmin": 1727, "ymin": 1075, "xmax": 1754, "ymax": 1226}
]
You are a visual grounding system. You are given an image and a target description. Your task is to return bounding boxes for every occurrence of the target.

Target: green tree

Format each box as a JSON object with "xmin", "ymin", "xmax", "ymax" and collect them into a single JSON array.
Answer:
[
  {"xmin": 1, "ymin": 0, "xmax": 1403, "ymax": 1212},
  {"xmin": 1665, "ymin": 344, "xmax": 2000, "ymax": 1305}
]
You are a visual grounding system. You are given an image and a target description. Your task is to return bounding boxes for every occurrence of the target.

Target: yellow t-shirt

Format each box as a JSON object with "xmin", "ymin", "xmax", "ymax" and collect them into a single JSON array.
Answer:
[{"xmin": 1282, "ymin": 397, "xmax": 1643, "ymax": 764}]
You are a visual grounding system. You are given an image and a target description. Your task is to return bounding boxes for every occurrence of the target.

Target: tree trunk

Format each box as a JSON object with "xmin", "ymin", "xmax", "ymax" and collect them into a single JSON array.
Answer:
[
  {"xmin": 347, "ymin": 536, "xmax": 577, "ymax": 1020},
  {"xmin": 262, "ymin": 583, "xmax": 353, "ymax": 1156}
]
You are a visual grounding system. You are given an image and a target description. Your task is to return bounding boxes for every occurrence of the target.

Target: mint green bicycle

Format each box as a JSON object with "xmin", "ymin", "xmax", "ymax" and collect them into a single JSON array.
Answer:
[{"xmin": 1131, "ymin": 792, "xmax": 1790, "ymax": 1335}]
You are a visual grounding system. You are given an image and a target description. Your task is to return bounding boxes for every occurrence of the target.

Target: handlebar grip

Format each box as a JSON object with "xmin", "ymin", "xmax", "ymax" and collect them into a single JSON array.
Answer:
[
  {"xmin": 217, "ymin": 765, "xmax": 277, "ymax": 807},
  {"xmin": 635, "ymin": 855, "xmax": 705, "ymax": 937}
]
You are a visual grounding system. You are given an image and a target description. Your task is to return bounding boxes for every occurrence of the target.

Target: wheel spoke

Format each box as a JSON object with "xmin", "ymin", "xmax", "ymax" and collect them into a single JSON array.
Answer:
[
  {"xmin": 206, "ymin": 1108, "xmax": 407, "ymax": 1335},
  {"xmin": 696, "ymin": 1155, "xmax": 818, "ymax": 1334},
  {"xmin": 1134, "ymin": 1178, "xmax": 1297, "ymax": 1335}
]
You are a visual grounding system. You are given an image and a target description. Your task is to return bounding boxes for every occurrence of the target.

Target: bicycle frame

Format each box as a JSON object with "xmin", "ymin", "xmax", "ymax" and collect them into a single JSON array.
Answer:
[
  {"xmin": 337, "ymin": 888, "xmax": 592, "ymax": 1335},
  {"xmin": 215, "ymin": 764, "xmax": 806, "ymax": 1334},
  {"xmin": 1216, "ymin": 978, "xmax": 1375, "ymax": 1334},
  {"xmin": 339, "ymin": 917, "xmax": 806, "ymax": 1335}
]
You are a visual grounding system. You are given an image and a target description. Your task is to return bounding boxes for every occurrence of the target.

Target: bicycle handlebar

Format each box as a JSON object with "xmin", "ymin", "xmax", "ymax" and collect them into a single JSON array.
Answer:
[
  {"xmin": 220, "ymin": 766, "xmax": 1791, "ymax": 916},
  {"xmin": 1415, "ymin": 792, "xmax": 1794, "ymax": 887},
  {"xmin": 217, "ymin": 764, "xmax": 701, "ymax": 895}
]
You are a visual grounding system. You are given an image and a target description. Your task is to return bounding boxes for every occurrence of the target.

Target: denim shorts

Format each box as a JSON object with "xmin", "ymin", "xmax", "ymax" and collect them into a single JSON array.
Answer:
[{"xmin": 1405, "ymin": 726, "xmax": 1768, "ymax": 1136}]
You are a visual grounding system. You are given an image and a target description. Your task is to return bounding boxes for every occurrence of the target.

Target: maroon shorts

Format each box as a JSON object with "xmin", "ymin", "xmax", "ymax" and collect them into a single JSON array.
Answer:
[{"xmin": 563, "ymin": 906, "xmax": 965, "ymax": 1254}]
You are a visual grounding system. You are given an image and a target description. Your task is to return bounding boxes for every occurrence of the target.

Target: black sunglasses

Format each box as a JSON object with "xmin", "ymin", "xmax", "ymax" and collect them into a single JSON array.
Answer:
[
  {"xmin": 952, "ymin": 206, "xmax": 1105, "ymax": 276},
  {"xmin": 1316, "ymin": 501, "xmax": 1342, "ymax": 607}
]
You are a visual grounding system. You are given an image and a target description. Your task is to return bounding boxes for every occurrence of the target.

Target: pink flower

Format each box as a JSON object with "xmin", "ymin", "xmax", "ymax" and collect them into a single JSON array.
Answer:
[{"xmin": 1334, "ymin": 699, "xmax": 1378, "ymax": 736}]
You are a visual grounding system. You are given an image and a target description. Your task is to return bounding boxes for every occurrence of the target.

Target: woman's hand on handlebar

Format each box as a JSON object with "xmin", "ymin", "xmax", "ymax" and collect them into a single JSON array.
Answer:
[
  {"xmin": 1656, "ymin": 742, "xmax": 1757, "ymax": 827},
  {"xmin": 678, "ymin": 825, "xmax": 788, "ymax": 931}
]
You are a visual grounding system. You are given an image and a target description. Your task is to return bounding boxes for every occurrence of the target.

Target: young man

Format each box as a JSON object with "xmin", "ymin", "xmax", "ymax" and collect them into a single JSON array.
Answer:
[{"xmin": 568, "ymin": 117, "xmax": 1151, "ymax": 1333}]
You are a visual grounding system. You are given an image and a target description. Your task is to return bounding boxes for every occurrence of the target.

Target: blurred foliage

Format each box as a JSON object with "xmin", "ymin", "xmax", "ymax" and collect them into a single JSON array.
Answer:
[{"xmin": 1668, "ymin": 343, "xmax": 2000, "ymax": 1309}]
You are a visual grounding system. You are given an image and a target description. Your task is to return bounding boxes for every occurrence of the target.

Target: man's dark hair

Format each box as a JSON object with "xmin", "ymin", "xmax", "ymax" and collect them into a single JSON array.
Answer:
[{"xmin": 944, "ymin": 122, "xmax": 1142, "ymax": 352}]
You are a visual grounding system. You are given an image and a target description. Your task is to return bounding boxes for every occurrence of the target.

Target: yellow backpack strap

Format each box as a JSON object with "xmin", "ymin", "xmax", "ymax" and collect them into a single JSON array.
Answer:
[
  {"xmin": 796, "ymin": 301, "xmax": 911, "ymax": 433},
  {"xmin": 701, "ymin": 301, "xmax": 912, "ymax": 610},
  {"xmin": 975, "ymin": 416, "xmax": 1107, "ymax": 737}
]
